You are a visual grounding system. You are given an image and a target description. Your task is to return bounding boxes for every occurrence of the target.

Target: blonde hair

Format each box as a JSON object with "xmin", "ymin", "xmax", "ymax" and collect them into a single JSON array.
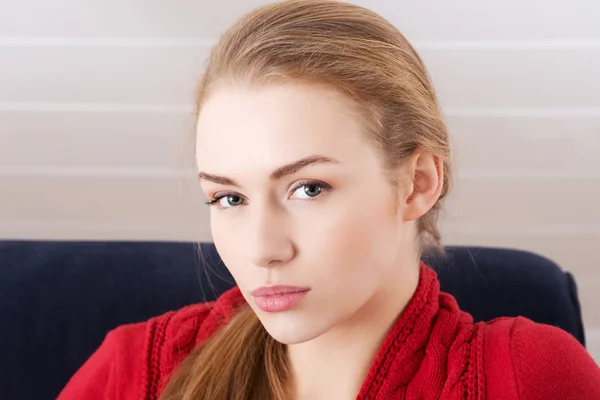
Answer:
[{"xmin": 160, "ymin": 1, "xmax": 451, "ymax": 399}]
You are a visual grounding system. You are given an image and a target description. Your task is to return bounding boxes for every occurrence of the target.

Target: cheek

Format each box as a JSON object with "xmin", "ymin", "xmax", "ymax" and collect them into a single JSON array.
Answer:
[
  {"xmin": 210, "ymin": 213, "xmax": 229, "ymax": 254},
  {"xmin": 210, "ymin": 213, "xmax": 249, "ymax": 283},
  {"xmin": 305, "ymin": 199, "xmax": 398, "ymax": 283}
]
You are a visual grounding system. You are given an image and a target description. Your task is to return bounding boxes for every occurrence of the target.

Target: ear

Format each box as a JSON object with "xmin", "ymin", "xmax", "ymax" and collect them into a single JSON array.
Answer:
[{"xmin": 399, "ymin": 150, "xmax": 444, "ymax": 222}]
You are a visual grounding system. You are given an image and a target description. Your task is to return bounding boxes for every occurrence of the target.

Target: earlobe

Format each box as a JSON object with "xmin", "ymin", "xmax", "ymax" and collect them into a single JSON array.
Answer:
[{"xmin": 401, "ymin": 152, "xmax": 444, "ymax": 222}]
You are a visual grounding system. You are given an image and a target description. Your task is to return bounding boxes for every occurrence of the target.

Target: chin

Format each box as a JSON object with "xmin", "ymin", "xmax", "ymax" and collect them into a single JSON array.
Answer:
[{"xmin": 257, "ymin": 314, "xmax": 330, "ymax": 345}]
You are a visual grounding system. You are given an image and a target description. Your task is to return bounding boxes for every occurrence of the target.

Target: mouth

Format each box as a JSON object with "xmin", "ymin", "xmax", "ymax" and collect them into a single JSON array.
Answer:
[{"xmin": 251, "ymin": 285, "xmax": 310, "ymax": 312}]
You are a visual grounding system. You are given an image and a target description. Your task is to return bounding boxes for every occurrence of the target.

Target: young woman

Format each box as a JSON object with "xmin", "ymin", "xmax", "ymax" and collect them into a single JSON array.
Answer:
[{"xmin": 58, "ymin": 1, "xmax": 600, "ymax": 399}]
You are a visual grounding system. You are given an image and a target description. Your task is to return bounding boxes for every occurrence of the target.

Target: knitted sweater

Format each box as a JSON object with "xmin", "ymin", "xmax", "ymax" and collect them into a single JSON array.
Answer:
[{"xmin": 58, "ymin": 264, "xmax": 600, "ymax": 399}]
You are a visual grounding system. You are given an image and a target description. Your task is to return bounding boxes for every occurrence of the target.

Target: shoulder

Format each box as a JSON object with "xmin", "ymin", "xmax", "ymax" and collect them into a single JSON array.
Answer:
[
  {"xmin": 57, "ymin": 318, "xmax": 149, "ymax": 399},
  {"xmin": 483, "ymin": 316, "xmax": 600, "ymax": 400},
  {"xmin": 58, "ymin": 287, "xmax": 244, "ymax": 400}
]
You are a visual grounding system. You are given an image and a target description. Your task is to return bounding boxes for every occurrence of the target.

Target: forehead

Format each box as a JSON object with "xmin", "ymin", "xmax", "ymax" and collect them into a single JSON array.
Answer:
[{"xmin": 195, "ymin": 83, "xmax": 371, "ymax": 173}]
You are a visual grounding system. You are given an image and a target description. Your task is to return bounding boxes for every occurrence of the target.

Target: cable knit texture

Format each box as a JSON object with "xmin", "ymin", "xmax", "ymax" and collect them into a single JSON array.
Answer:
[{"xmin": 58, "ymin": 264, "xmax": 600, "ymax": 400}]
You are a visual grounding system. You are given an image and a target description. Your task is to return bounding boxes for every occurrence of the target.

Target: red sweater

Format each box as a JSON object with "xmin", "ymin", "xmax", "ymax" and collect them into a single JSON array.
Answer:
[{"xmin": 58, "ymin": 265, "xmax": 600, "ymax": 399}]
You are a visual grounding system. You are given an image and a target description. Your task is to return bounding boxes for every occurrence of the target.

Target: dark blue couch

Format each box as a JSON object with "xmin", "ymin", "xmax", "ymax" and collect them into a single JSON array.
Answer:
[{"xmin": 0, "ymin": 241, "xmax": 586, "ymax": 400}]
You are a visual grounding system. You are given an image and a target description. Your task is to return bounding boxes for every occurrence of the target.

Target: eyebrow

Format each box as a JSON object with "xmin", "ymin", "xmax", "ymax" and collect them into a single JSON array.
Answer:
[{"xmin": 197, "ymin": 155, "xmax": 339, "ymax": 187}]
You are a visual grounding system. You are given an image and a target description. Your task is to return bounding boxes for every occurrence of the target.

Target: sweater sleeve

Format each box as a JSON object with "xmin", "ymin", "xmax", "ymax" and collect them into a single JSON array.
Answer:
[
  {"xmin": 511, "ymin": 317, "xmax": 600, "ymax": 400},
  {"xmin": 56, "ymin": 321, "xmax": 147, "ymax": 400}
]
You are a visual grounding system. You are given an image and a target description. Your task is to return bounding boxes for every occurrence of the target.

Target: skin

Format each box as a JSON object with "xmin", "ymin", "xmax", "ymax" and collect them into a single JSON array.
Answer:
[{"xmin": 196, "ymin": 82, "xmax": 443, "ymax": 399}]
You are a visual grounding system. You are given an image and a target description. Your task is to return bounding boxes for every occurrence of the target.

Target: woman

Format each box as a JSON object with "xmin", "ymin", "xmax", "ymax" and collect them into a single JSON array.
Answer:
[{"xmin": 58, "ymin": 1, "xmax": 600, "ymax": 399}]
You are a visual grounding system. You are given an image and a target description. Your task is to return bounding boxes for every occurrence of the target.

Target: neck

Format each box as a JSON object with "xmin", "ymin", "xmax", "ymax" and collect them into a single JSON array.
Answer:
[{"xmin": 286, "ymin": 260, "xmax": 421, "ymax": 400}]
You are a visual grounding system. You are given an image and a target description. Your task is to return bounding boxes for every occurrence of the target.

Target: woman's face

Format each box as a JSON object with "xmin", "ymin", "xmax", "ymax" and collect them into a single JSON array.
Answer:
[{"xmin": 196, "ymin": 83, "xmax": 418, "ymax": 344}]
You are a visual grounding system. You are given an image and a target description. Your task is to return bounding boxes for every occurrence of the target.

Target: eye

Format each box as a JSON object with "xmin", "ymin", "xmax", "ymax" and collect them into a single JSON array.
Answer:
[
  {"xmin": 290, "ymin": 181, "xmax": 330, "ymax": 200},
  {"xmin": 206, "ymin": 194, "xmax": 245, "ymax": 208}
]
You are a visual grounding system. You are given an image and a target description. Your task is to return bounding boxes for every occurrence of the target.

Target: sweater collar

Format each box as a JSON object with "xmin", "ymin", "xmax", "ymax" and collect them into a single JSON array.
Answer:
[{"xmin": 356, "ymin": 262, "xmax": 441, "ymax": 398}]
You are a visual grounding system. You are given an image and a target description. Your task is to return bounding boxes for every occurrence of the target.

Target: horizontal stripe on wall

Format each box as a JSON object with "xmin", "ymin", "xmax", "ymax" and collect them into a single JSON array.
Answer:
[
  {"xmin": 2, "ymin": 0, "xmax": 600, "ymax": 41},
  {"xmin": 1, "ymin": 110, "xmax": 599, "ymax": 171},
  {"xmin": 2, "ymin": 45, "xmax": 600, "ymax": 108}
]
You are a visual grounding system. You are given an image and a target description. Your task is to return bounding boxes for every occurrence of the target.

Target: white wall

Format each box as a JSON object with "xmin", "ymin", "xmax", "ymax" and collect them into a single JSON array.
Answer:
[{"xmin": 1, "ymin": 0, "xmax": 599, "ymax": 361}]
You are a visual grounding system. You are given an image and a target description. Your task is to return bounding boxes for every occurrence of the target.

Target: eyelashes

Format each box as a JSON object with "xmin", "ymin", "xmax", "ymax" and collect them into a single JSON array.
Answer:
[
  {"xmin": 205, "ymin": 180, "xmax": 332, "ymax": 209},
  {"xmin": 204, "ymin": 194, "xmax": 242, "ymax": 207}
]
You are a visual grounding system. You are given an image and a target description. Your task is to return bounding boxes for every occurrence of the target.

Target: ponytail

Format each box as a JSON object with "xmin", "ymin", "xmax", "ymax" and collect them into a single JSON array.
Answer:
[{"xmin": 158, "ymin": 305, "xmax": 290, "ymax": 400}]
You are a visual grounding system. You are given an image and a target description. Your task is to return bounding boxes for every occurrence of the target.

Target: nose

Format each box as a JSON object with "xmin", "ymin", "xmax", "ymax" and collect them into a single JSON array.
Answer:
[{"xmin": 247, "ymin": 203, "xmax": 295, "ymax": 268}]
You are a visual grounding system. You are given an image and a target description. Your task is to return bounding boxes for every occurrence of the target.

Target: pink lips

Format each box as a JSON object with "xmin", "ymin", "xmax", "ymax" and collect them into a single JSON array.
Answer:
[{"xmin": 251, "ymin": 285, "xmax": 310, "ymax": 312}]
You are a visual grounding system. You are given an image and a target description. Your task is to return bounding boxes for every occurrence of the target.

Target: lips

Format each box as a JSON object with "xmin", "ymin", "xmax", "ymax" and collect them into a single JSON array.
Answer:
[
  {"xmin": 251, "ymin": 285, "xmax": 309, "ymax": 296},
  {"xmin": 251, "ymin": 285, "xmax": 310, "ymax": 312}
]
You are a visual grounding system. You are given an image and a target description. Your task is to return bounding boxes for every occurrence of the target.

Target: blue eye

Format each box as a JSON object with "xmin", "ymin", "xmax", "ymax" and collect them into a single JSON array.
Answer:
[
  {"xmin": 221, "ymin": 195, "xmax": 244, "ymax": 207},
  {"xmin": 291, "ymin": 183, "xmax": 324, "ymax": 199},
  {"xmin": 205, "ymin": 194, "xmax": 245, "ymax": 208},
  {"xmin": 289, "ymin": 180, "xmax": 332, "ymax": 200}
]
